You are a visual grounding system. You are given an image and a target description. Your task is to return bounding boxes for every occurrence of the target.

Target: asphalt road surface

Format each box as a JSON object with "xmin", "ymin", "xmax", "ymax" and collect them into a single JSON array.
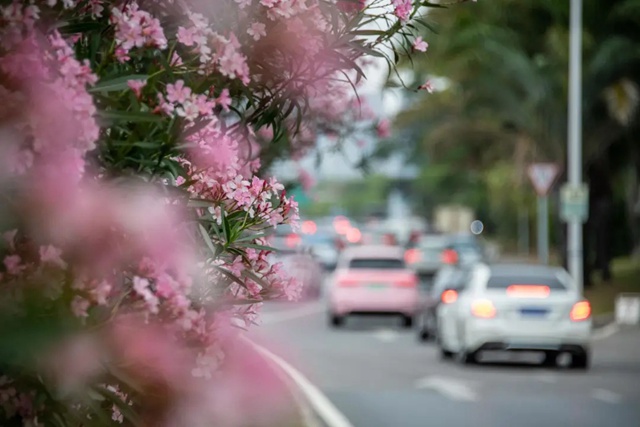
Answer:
[{"xmin": 252, "ymin": 295, "xmax": 640, "ymax": 427}]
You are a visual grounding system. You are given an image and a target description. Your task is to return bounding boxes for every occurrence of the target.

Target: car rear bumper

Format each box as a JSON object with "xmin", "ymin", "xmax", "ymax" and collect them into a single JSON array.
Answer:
[
  {"xmin": 463, "ymin": 318, "xmax": 592, "ymax": 353},
  {"xmin": 330, "ymin": 288, "xmax": 419, "ymax": 316}
]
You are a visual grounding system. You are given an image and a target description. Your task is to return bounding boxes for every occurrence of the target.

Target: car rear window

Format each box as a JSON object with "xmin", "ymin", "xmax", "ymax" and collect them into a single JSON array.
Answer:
[
  {"xmin": 349, "ymin": 258, "xmax": 405, "ymax": 269},
  {"xmin": 486, "ymin": 275, "xmax": 567, "ymax": 290}
]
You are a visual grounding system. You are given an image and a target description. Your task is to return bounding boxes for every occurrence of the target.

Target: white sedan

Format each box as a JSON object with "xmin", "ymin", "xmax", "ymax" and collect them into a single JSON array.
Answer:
[{"xmin": 437, "ymin": 263, "xmax": 592, "ymax": 369}]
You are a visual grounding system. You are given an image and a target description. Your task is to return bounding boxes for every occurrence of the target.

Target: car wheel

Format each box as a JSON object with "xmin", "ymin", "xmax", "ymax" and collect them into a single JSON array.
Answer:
[
  {"xmin": 457, "ymin": 349, "xmax": 478, "ymax": 365},
  {"xmin": 569, "ymin": 352, "xmax": 590, "ymax": 370},
  {"xmin": 440, "ymin": 348, "xmax": 454, "ymax": 360},
  {"xmin": 402, "ymin": 315, "xmax": 414, "ymax": 328},
  {"xmin": 329, "ymin": 314, "xmax": 344, "ymax": 328},
  {"xmin": 542, "ymin": 351, "xmax": 558, "ymax": 368},
  {"xmin": 418, "ymin": 327, "xmax": 431, "ymax": 342}
]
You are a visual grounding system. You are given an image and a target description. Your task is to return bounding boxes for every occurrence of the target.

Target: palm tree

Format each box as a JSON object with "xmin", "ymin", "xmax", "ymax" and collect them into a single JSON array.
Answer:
[{"xmin": 392, "ymin": 0, "xmax": 640, "ymax": 281}]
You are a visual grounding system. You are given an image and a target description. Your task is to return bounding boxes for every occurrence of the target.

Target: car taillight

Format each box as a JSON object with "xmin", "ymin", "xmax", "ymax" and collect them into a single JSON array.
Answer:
[
  {"xmin": 404, "ymin": 248, "xmax": 421, "ymax": 264},
  {"xmin": 395, "ymin": 277, "xmax": 417, "ymax": 287},
  {"xmin": 286, "ymin": 233, "xmax": 301, "ymax": 248},
  {"xmin": 471, "ymin": 299, "xmax": 497, "ymax": 318},
  {"xmin": 570, "ymin": 300, "xmax": 591, "ymax": 321},
  {"xmin": 338, "ymin": 278, "xmax": 359, "ymax": 287},
  {"xmin": 441, "ymin": 289, "xmax": 458, "ymax": 304},
  {"xmin": 441, "ymin": 249, "xmax": 459, "ymax": 265}
]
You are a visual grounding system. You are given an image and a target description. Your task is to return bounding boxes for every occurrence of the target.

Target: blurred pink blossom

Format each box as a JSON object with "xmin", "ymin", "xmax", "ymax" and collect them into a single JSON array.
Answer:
[{"xmin": 413, "ymin": 36, "xmax": 429, "ymax": 52}]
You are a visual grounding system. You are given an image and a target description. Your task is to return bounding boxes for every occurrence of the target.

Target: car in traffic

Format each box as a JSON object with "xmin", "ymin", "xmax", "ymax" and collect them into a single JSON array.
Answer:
[
  {"xmin": 327, "ymin": 245, "xmax": 420, "ymax": 328},
  {"xmin": 417, "ymin": 258, "xmax": 475, "ymax": 342},
  {"xmin": 436, "ymin": 263, "xmax": 592, "ymax": 369},
  {"xmin": 404, "ymin": 233, "xmax": 485, "ymax": 284}
]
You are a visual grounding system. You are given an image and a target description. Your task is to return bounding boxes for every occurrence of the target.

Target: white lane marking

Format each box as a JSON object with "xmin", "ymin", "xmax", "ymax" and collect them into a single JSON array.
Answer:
[
  {"xmin": 371, "ymin": 328, "xmax": 398, "ymax": 343},
  {"xmin": 415, "ymin": 376, "xmax": 478, "ymax": 402},
  {"xmin": 592, "ymin": 323, "xmax": 619, "ymax": 340},
  {"xmin": 591, "ymin": 388, "xmax": 623, "ymax": 404},
  {"xmin": 261, "ymin": 302, "xmax": 325, "ymax": 325},
  {"xmin": 247, "ymin": 339, "xmax": 354, "ymax": 427}
]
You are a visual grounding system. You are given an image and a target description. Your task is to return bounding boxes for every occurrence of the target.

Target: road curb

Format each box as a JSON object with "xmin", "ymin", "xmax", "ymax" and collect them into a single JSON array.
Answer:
[{"xmin": 243, "ymin": 337, "xmax": 353, "ymax": 427}]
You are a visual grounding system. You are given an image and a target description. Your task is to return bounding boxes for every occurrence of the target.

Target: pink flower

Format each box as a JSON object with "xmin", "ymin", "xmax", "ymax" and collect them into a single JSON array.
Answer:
[
  {"xmin": 127, "ymin": 79, "xmax": 147, "ymax": 98},
  {"xmin": 110, "ymin": 2, "xmax": 167, "ymax": 60},
  {"xmin": 166, "ymin": 80, "xmax": 192, "ymax": 104},
  {"xmin": 177, "ymin": 26, "xmax": 197, "ymax": 47},
  {"xmin": 133, "ymin": 276, "xmax": 159, "ymax": 314},
  {"xmin": 39, "ymin": 245, "xmax": 67, "ymax": 269},
  {"xmin": 392, "ymin": 0, "xmax": 412, "ymax": 21},
  {"xmin": 90, "ymin": 280, "xmax": 112, "ymax": 306},
  {"xmin": 418, "ymin": 80, "xmax": 434, "ymax": 93},
  {"xmin": 413, "ymin": 36, "xmax": 428, "ymax": 52},
  {"xmin": 247, "ymin": 22, "xmax": 266, "ymax": 41},
  {"xmin": 71, "ymin": 296, "xmax": 90, "ymax": 319},
  {"xmin": 376, "ymin": 118, "xmax": 391, "ymax": 138},
  {"xmin": 3, "ymin": 255, "xmax": 24, "ymax": 275},
  {"xmin": 216, "ymin": 89, "xmax": 232, "ymax": 111}
]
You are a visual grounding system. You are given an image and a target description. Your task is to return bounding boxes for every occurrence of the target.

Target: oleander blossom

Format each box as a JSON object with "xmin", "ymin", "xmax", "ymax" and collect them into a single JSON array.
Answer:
[
  {"xmin": 0, "ymin": 0, "xmax": 433, "ymax": 423},
  {"xmin": 110, "ymin": 2, "xmax": 167, "ymax": 62},
  {"xmin": 392, "ymin": 0, "xmax": 412, "ymax": 21}
]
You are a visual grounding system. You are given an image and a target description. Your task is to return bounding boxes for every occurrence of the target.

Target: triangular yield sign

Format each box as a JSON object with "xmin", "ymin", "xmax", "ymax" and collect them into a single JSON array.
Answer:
[{"xmin": 527, "ymin": 163, "xmax": 560, "ymax": 196}]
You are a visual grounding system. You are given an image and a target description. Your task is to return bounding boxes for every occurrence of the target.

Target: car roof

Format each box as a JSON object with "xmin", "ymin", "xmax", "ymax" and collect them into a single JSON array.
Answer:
[{"xmin": 341, "ymin": 245, "xmax": 404, "ymax": 260}]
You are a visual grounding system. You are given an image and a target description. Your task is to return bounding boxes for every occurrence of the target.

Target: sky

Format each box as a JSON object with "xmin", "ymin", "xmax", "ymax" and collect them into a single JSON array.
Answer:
[{"xmin": 270, "ymin": 59, "xmax": 414, "ymax": 181}]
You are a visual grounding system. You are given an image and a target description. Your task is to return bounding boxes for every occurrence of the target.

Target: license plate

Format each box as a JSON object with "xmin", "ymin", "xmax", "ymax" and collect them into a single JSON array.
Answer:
[
  {"xmin": 520, "ymin": 307, "xmax": 549, "ymax": 317},
  {"xmin": 368, "ymin": 283, "xmax": 387, "ymax": 290}
]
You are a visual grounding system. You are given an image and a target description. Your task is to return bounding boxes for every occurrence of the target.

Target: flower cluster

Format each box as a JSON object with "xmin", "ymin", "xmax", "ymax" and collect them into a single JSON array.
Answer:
[
  {"xmin": 0, "ymin": 0, "xmax": 444, "ymax": 424},
  {"xmin": 110, "ymin": 2, "xmax": 167, "ymax": 62}
]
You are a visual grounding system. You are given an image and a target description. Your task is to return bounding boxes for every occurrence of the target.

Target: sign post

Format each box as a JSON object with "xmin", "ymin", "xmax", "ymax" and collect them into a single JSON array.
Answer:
[
  {"xmin": 527, "ymin": 163, "xmax": 560, "ymax": 265},
  {"xmin": 560, "ymin": 183, "xmax": 589, "ymax": 223}
]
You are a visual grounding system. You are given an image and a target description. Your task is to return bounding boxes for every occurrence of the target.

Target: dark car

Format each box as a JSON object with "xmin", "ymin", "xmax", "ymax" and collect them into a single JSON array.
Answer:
[{"xmin": 417, "ymin": 260, "xmax": 474, "ymax": 342}]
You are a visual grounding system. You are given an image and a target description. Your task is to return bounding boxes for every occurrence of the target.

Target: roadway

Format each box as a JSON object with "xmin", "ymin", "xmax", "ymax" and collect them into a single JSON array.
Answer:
[{"xmin": 252, "ymin": 295, "xmax": 640, "ymax": 427}]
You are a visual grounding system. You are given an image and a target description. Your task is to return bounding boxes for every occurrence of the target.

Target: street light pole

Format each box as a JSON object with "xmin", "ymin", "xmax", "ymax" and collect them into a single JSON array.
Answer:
[{"xmin": 567, "ymin": 0, "xmax": 584, "ymax": 292}]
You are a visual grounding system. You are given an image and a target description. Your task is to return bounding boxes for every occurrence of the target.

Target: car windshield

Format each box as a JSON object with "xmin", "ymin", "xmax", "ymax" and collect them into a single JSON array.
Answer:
[
  {"xmin": 486, "ymin": 274, "xmax": 567, "ymax": 290},
  {"xmin": 348, "ymin": 258, "xmax": 405, "ymax": 269}
]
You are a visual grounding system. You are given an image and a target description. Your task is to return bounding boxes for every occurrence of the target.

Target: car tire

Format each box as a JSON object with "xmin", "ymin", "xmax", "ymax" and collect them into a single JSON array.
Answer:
[
  {"xmin": 440, "ymin": 347, "xmax": 454, "ymax": 360},
  {"xmin": 457, "ymin": 349, "xmax": 478, "ymax": 365},
  {"xmin": 329, "ymin": 314, "xmax": 344, "ymax": 328},
  {"xmin": 569, "ymin": 352, "xmax": 590, "ymax": 370},
  {"xmin": 542, "ymin": 351, "xmax": 557, "ymax": 368},
  {"xmin": 402, "ymin": 315, "xmax": 414, "ymax": 328},
  {"xmin": 418, "ymin": 328, "xmax": 431, "ymax": 342}
]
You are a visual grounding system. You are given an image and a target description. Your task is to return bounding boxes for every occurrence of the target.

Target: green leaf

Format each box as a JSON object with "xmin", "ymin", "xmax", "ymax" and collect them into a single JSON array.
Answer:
[
  {"xmin": 98, "ymin": 110, "xmax": 164, "ymax": 123},
  {"xmin": 199, "ymin": 224, "xmax": 217, "ymax": 255},
  {"xmin": 213, "ymin": 265, "xmax": 247, "ymax": 289},
  {"xmin": 58, "ymin": 21, "xmax": 103, "ymax": 34},
  {"xmin": 234, "ymin": 242, "xmax": 276, "ymax": 252},
  {"xmin": 89, "ymin": 74, "xmax": 149, "ymax": 93},
  {"xmin": 421, "ymin": 1, "xmax": 448, "ymax": 8},
  {"xmin": 351, "ymin": 29, "xmax": 387, "ymax": 37}
]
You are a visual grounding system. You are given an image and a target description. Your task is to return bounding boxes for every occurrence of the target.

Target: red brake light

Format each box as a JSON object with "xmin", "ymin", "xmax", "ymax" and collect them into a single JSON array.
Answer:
[
  {"xmin": 395, "ymin": 276, "xmax": 417, "ymax": 287},
  {"xmin": 404, "ymin": 248, "xmax": 421, "ymax": 264},
  {"xmin": 570, "ymin": 301, "xmax": 591, "ymax": 321},
  {"xmin": 441, "ymin": 249, "xmax": 459, "ymax": 264},
  {"xmin": 338, "ymin": 278, "xmax": 359, "ymax": 287},
  {"xmin": 471, "ymin": 299, "xmax": 497, "ymax": 318},
  {"xmin": 286, "ymin": 233, "xmax": 301, "ymax": 248},
  {"xmin": 506, "ymin": 285, "xmax": 550, "ymax": 298},
  {"xmin": 441, "ymin": 289, "xmax": 458, "ymax": 304}
]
